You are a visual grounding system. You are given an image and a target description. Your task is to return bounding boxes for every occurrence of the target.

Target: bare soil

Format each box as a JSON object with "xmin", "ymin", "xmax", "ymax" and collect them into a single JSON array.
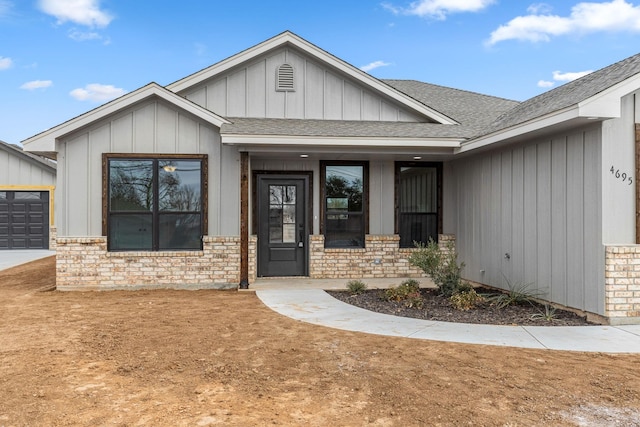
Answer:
[
  {"xmin": 327, "ymin": 288, "xmax": 592, "ymax": 326},
  {"xmin": 2, "ymin": 257, "xmax": 640, "ymax": 426}
]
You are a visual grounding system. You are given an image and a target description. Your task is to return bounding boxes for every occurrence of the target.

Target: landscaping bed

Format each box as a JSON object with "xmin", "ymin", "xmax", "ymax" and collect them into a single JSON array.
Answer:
[{"xmin": 327, "ymin": 287, "xmax": 593, "ymax": 326}]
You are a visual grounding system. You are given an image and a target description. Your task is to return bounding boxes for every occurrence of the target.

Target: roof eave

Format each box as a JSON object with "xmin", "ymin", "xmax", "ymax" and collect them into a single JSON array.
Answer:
[
  {"xmin": 222, "ymin": 134, "xmax": 463, "ymax": 148},
  {"xmin": 0, "ymin": 142, "xmax": 56, "ymax": 172},
  {"xmin": 457, "ymin": 106, "xmax": 581, "ymax": 154},
  {"xmin": 578, "ymin": 72, "xmax": 640, "ymax": 118},
  {"xmin": 22, "ymin": 83, "xmax": 229, "ymax": 154}
]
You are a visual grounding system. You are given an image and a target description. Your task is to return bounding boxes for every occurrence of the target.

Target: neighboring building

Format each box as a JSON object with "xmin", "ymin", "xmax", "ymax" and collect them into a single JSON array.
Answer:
[
  {"xmin": 22, "ymin": 31, "xmax": 640, "ymax": 324},
  {"xmin": 0, "ymin": 140, "xmax": 56, "ymax": 250}
]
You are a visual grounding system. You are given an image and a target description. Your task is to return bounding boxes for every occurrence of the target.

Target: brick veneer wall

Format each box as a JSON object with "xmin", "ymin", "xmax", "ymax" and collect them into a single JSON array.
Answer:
[
  {"xmin": 56, "ymin": 236, "xmax": 240, "ymax": 290},
  {"xmin": 604, "ymin": 245, "xmax": 640, "ymax": 324},
  {"xmin": 308, "ymin": 234, "xmax": 455, "ymax": 279},
  {"xmin": 49, "ymin": 226, "xmax": 57, "ymax": 250}
]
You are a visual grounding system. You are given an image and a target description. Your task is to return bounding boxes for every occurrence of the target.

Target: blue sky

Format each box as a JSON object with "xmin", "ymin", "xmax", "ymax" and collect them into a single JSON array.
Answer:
[{"xmin": 2, "ymin": 0, "xmax": 640, "ymax": 146}]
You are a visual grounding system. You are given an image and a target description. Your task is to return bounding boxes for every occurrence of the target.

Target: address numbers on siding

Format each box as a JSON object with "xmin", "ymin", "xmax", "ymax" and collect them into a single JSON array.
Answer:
[{"xmin": 610, "ymin": 166, "xmax": 633, "ymax": 185}]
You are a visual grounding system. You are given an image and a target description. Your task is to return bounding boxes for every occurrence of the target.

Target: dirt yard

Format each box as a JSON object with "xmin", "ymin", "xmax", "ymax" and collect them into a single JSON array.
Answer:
[{"xmin": 2, "ymin": 257, "xmax": 640, "ymax": 426}]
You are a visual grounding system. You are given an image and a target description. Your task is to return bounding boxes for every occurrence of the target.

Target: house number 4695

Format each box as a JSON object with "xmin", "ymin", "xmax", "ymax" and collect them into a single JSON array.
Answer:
[{"xmin": 610, "ymin": 166, "xmax": 633, "ymax": 185}]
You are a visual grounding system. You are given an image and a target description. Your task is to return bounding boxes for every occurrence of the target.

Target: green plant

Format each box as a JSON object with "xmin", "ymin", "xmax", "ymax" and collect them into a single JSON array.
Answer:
[
  {"xmin": 408, "ymin": 239, "xmax": 467, "ymax": 297},
  {"xmin": 530, "ymin": 304, "xmax": 559, "ymax": 322},
  {"xmin": 383, "ymin": 279, "xmax": 424, "ymax": 309},
  {"xmin": 450, "ymin": 288, "xmax": 485, "ymax": 311},
  {"xmin": 346, "ymin": 279, "xmax": 367, "ymax": 295},
  {"xmin": 484, "ymin": 277, "xmax": 543, "ymax": 308}
]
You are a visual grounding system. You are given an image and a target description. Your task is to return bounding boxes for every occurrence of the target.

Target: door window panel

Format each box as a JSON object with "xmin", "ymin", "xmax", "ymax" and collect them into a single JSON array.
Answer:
[{"xmin": 269, "ymin": 185, "xmax": 297, "ymax": 244}]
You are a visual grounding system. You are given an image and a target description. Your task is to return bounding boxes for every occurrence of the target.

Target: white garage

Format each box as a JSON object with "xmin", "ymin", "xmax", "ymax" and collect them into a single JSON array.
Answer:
[{"xmin": 0, "ymin": 141, "xmax": 56, "ymax": 250}]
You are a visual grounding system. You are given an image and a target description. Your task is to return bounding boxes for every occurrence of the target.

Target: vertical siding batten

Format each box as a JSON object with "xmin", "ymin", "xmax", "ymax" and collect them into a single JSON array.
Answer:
[
  {"xmin": 536, "ymin": 141, "xmax": 552, "ymax": 297},
  {"xmin": 566, "ymin": 133, "xmax": 585, "ymax": 309},
  {"xmin": 500, "ymin": 151, "xmax": 512, "ymax": 285},
  {"xmin": 523, "ymin": 144, "xmax": 538, "ymax": 290}
]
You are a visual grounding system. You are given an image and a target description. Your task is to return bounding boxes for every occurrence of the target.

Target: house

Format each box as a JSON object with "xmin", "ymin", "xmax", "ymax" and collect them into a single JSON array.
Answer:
[
  {"xmin": 0, "ymin": 140, "xmax": 56, "ymax": 250},
  {"xmin": 22, "ymin": 31, "xmax": 640, "ymax": 324}
]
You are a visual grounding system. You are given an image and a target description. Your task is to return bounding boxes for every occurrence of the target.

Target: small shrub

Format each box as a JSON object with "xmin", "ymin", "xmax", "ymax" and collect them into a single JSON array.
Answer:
[
  {"xmin": 408, "ymin": 239, "xmax": 467, "ymax": 297},
  {"xmin": 484, "ymin": 278, "xmax": 543, "ymax": 309},
  {"xmin": 530, "ymin": 304, "xmax": 559, "ymax": 322},
  {"xmin": 346, "ymin": 279, "xmax": 367, "ymax": 295},
  {"xmin": 450, "ymin": 288, "xmax": 485, "ymax": 311},
  {"xmin": 383, "ymin": 279, "xmax": 424, "ymax": 309}
]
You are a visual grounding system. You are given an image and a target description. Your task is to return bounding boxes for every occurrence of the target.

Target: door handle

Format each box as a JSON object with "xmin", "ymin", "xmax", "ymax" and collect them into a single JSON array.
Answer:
[{"xmin": 298, "ymin": 230, "xmax": 304, "ymax": 248}]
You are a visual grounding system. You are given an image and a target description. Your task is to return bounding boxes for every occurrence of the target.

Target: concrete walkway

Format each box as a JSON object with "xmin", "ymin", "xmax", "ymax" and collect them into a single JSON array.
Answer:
[
  {"xmin": 256, "ymin": 289, "xmax": 640, "ymax": 353},
  {"xmin": 0, "ymin": 250, "xmax": 55, "ymax": 271}
]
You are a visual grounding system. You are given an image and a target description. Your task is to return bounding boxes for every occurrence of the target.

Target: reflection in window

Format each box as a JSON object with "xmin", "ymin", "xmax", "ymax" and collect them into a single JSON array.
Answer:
[
  {"xmin": 323, "ymin": 163, "xmax": 366, "ymax": 248},
  {"xmin": 14, "ymin": 192, "xmax": 43, "ymax": 200},
  {"xmin": 397, "ymin": 165, "xmax": 439, "ymax": 248},
  {"xmin": 108, "ymin": 157, "xmax": 204, "ymax": 251},
  {"xmin": 269, "ymin": 185, "xmax": 296, "ymax": 243}
]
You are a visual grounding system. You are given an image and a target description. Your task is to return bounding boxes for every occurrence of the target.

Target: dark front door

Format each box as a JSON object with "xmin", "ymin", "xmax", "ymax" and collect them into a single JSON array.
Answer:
[{"xmin": 257, "ymin": 175, "xmax": 308, "ymax": 277}]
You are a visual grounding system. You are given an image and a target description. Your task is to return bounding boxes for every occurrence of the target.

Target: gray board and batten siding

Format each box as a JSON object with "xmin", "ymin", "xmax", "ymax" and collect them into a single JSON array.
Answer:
[
  {"xmin": 0, "ymin": 141, "xmax": 56, "ymax": 187},
  {"xmin": 180, "ymin": 45, "xmax": 427, "ymax": 123},
  {"xmin": 54, "ymin": 98, "xmax": 240, "ymax": 238},
  {"xmin": 450, "ymin": 125, "xmax": 604, "ymax": 315}
]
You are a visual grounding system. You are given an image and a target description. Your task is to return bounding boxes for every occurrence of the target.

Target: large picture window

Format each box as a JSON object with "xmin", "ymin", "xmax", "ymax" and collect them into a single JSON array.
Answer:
[
  {"xmin": 321, "ymin": 161, "xmax": 368, "ymax": 248},
  {"xmin": 396, "ymin": 162, "xmax": 441, "ymax": 248},
  {"xmin": 105, "ymin": 155, "xmax": 206, "ymax": 251}
]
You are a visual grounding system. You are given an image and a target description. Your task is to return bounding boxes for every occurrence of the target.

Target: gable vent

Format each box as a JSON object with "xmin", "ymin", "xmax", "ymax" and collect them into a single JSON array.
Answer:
[{"xmin": 276, "ymin": 63, "xmax": 295, "ymax": 91}]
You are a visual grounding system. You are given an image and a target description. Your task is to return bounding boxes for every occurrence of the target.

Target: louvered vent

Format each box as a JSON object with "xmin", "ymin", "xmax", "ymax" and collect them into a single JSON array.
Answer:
[{"xmin": 276, "ymin": 63, "xmax": 295, "ymax": 91}]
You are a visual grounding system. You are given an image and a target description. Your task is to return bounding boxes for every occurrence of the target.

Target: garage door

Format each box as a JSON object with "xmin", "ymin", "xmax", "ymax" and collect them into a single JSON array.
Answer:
[{"xmin": 0, "ymin": 191, "xmax": 49, "ymax": 249}]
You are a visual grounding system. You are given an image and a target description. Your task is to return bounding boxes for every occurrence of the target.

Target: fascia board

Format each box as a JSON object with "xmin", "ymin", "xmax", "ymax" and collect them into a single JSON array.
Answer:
[
  {"xmin": 222, "ymin": 134, "xmax": 462, "ymax": 148},
  {"xmin": 578, "ymin": 73, "xmax": 640, "ymax": 118},
  {"xmin": 167, "ymin": 32, "xmax": 457, "ymax": 125},
  {"xmin": 457, "ymin": 106, "xmax": 579, "ymax": 154},
  {"xmin": 23, "ymin": 83, "xmax": 229, "ymax": 153}
]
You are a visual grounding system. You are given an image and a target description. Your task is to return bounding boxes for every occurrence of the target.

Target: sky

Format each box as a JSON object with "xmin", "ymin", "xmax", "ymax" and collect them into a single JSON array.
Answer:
[{"xmin": 2, "ymin": 0, "xmax": 640, "ymax": 146}]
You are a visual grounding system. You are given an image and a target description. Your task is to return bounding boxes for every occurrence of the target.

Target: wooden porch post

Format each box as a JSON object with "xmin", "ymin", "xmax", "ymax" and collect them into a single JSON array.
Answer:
[
  {"xmin": 636, "ymin": 124, "xmax": 640, "ymax": 244},
  {"xmin": 239, "ymin": 151, "xmax": 250, "ymax": 289}
]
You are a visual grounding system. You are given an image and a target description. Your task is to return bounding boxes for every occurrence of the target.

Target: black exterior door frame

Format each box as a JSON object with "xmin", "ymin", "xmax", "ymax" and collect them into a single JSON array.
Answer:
[{"xmin": 256, "ymin": 173, "xmax": 310, "ymax": 277}]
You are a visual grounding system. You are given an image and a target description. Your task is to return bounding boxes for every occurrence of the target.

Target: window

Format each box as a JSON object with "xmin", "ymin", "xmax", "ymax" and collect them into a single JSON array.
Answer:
[
  {"xmin": 106, "ymin": 156, "xmax": 206, "ymax": 251},
  {"xmin": 321, "ymin": 161, "xmax": 368, "ymax": 248},
  {"xmin": 396, "ymin": 162, "xmax": 441, "ymax": 248}
]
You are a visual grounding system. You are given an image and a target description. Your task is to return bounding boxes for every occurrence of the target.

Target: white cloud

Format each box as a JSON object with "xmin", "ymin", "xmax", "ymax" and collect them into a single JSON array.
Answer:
[
  {"xmin": 68, "ymin": 29, "xmax": 101, "ymax": 41},
  {"xmin": 552, "ymin": 70, "xmax": 593, "ymax": 81},
  {"xmin": 0, "ymin": 56, "xmax": 12, "ymax": 70},
  {"xmin": 527, "ymin": 3, "xmax": 553, "ymax": 14},
  {"xmin": 489, "ymin": 0, "xmax": 640, "ymax": 45},
  {"xmin": 537, "ymin": 69, "xmax": 594, "ymax": 90},
  {"xmin": 383, "ymin": 0, "xmax": 495, "ymax": 20},
  {"xmin": 360, "ymin": 60, "xmax": 392, "ymax": 72},
  {"xmin": 38, "ymin": 0, "xmax": 113, "ymax": 28},
  {"xmin": 0, "ymin": 0, "xmax": 12, "ymax": 16},
  {"xmin": 69, "ymin": 83, "xmax": 125, "ymax": 102},
  {"xmin": 20, "ymin": 80, "xmax": 53, "ymax": 90}
]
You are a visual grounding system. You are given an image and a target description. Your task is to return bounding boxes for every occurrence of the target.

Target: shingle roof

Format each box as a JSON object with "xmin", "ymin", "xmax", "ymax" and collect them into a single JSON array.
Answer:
[
  {"xmin": 383, "ymin": 80, "xmax": 519, "ymax": 135},
  {"xmin": 222, "ymin": 117, "xmax": 467, "ymax": 139},
  {"xmin": 221, "ymin": 80, "xmax": 519, "ymax": 140},
  {"xmin": 484, "ymin": 52, "xmax": 640, "ymax": 135}
]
